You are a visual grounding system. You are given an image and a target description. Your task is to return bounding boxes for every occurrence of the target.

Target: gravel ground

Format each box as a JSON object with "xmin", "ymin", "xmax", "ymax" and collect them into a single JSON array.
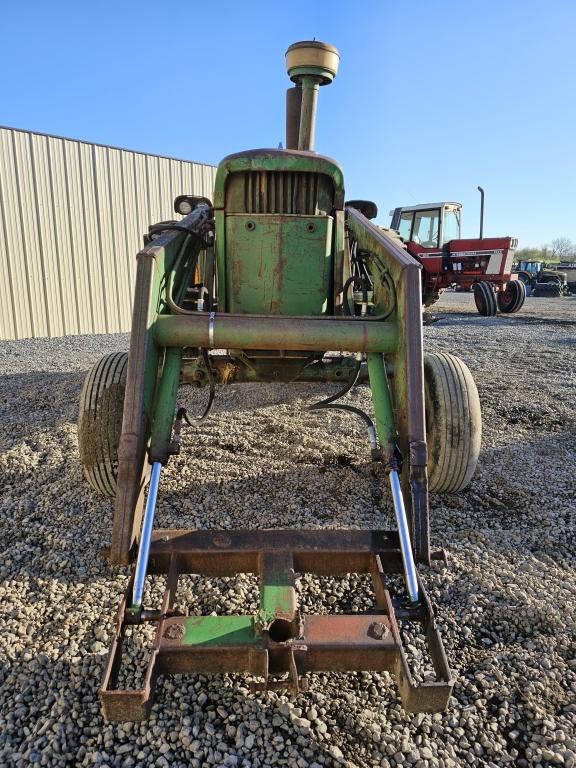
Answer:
[{"xmin": 0, "ymin": 292, "xmax": 575, "ymax": 768}]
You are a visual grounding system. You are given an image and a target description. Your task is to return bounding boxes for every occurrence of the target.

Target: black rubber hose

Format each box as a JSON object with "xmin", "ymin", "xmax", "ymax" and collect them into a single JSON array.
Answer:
[
  {"xmin": 306, "ymin": 358, "xmax": 378, "ymax": 440},
  {"xmin": 308, "ymin": 357, "xmax": 361, "ymax": 408},
  {"xmin": 148, "ymin": 222, "xmax": 205, "ymax": 238},
  {"xmin": 179, "ymin": 349, "xmax": 215, "ymax": 424},
  {"xmin": 309, "ymin": 401, "xmax": 376, "ymax": 432},
  {"xmin": 342, "ymin": 276, "xmax": 355, "ymax": 316}
]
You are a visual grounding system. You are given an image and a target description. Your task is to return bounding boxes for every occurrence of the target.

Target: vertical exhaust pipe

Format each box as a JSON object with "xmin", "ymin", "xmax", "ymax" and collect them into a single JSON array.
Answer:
[
  {"xmin": 478, "ymin": 186, "xmax": 485, "ymax": 239},
  {"xmin": 285, "ymin": 41, "xmax": 340, "ymax": 151},
  {"xmin": 285, "ymin": 85, "xmax": 302, "ymax": 150}
]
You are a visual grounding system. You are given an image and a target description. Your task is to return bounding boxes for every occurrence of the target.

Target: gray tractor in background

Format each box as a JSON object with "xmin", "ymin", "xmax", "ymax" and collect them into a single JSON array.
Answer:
[{"xmin": 514, "ymin": 260, "xmax": 570, "ymax": 297}]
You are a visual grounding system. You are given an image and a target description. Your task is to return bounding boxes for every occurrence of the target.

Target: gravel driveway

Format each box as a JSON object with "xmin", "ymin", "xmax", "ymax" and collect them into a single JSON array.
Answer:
[{"xmin": 0, "ymin": 292, "xmax": 575, "ymax": 768}]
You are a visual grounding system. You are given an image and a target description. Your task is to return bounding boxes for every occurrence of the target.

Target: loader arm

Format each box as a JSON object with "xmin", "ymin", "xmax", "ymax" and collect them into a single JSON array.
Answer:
[
  {"xmin": 346, "ymin": 207, "xmax": 430, "ymax": 563},
  {"xmin": 111, "ymin": 208, "xmax": 430, "ymax": 567}
]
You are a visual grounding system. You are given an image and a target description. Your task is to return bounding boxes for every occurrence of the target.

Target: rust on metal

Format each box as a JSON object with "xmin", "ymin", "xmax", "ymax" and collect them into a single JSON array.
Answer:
[
  {"xmin": 100, "ymin": 529, "xmax": 454, "ymax": 721},
  {"xmin": 180, "ymin": 354, "xmax": 370, "ymax": 387}
]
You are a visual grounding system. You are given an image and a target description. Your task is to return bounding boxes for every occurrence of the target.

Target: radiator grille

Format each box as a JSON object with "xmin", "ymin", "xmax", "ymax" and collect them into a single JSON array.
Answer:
[{"xmin": 225, "ymin": 171, "xmax": 334, "ymax": 215}]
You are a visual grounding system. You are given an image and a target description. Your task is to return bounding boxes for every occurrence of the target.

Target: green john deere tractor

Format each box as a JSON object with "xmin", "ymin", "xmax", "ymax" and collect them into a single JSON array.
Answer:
[{"xmin": 77, "ymin": 41, "xmax": 481, "ymax": 720}]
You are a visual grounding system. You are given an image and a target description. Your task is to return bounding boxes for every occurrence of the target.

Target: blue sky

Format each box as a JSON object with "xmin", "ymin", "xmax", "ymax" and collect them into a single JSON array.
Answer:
[{"xmin": 1, "ymin": 0, "xmax": 574, "ymax": 246}]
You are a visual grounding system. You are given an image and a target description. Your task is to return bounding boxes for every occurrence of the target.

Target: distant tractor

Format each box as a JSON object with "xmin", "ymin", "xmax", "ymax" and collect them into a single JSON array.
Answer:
[
  {"xmin": 557, "ymin": 262, "xmax": 576, "ymax": 293},
  {"xmin": 389, "ymin": 191, "xmax": 525, "ymax": 316},
  {"xmin": 514, "ymin": 260, "xmax": 569, "ymax": 297}
]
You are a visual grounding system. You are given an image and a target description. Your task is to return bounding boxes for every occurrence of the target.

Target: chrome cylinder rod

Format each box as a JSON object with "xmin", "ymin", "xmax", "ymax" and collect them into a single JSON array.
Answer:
[
  {"xmin": 132, "ymin": 461, "xmax": 162, "ymax": 607},
  {"xmin": 389, "ymin": 469, "xmax": 420, "ymax": 604}
]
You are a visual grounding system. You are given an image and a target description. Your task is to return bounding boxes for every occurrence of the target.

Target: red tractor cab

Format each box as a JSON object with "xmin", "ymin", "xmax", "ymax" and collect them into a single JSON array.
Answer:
[{"xmin": 390, "ymin": 200, "xmax": 525, "ymax": 316}]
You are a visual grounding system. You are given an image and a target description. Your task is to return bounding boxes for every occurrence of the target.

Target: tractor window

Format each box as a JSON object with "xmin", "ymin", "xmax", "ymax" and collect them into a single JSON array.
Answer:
[
  {"xmin": 398, "ymin": 211, "xmax": 413, "ymax": 241},
  {"xmin": 442, "ymin": 209, "xmax": 460, "ymax": 244},
  {"xmin": 412, "ymin": 210, "xmax": 440, "ymax": 248}
]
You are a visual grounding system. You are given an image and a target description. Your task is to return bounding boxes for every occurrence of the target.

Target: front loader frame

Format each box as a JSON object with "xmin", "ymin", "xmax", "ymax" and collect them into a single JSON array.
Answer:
[
  {"xmin": 110, "ymin": 209, "xmax": 430, "ymax": 567},
  {"xmin": 100, "ymin": 200, "xmax": 454, "ymax": 719}
]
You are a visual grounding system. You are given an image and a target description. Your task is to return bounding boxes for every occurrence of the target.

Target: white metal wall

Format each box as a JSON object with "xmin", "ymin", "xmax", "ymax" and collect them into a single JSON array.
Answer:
[{"xmin": 0, "ymin": 126, "xmax": 217, "ymax": 340}]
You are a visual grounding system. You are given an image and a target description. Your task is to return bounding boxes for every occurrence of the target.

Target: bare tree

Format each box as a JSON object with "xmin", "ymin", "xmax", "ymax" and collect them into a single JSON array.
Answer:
[{"xmin": 550, "ymin": 237, "xmax": 575, "ymax": 261}]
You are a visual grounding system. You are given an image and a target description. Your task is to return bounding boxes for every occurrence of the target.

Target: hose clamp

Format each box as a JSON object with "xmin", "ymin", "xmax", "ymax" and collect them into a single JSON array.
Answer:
[{"xmin": 208, "ymin": 311, "xmax": 215, "ymax": 347}]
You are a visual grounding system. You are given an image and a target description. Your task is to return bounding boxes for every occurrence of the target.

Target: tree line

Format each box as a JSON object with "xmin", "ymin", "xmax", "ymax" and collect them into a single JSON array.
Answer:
[{"xmin": 516, "ymin": 237, "xmax": 576, "ymax": 263}]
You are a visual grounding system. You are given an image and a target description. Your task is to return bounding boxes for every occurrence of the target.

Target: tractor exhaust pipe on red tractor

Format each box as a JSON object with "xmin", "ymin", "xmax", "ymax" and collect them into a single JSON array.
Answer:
[{"xmin": 478, "ymin": 185, "xmax": 485, "ymax": 239}]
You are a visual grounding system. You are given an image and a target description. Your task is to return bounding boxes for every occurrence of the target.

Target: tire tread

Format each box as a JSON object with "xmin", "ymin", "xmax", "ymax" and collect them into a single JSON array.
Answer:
[
  {"xmin": 78, "ymin": 352, "xmax": 128, "ymax": 497},
  {"xmin": 425, "ymin": 352, "xmax": 481, "ymax": 493},
  {"xmin": 474, "ymin": 281, "xmax": 497, "ymax": 316}
]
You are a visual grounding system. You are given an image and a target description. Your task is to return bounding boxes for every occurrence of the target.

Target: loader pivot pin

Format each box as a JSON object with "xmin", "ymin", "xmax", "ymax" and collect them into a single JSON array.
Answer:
[
  {"xmin": 389, "ymin": 469, "xmax": 420, "ymax": 604},
  {"xmin": 132, "ymin": 461, "xmax": 162, "ymax": 608}
]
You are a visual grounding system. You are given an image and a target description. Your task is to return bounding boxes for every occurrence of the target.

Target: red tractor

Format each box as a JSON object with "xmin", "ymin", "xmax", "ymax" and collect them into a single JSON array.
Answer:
[{"xmin": 388, "ymin": 191, "xmax": 525, "ymax": 316}]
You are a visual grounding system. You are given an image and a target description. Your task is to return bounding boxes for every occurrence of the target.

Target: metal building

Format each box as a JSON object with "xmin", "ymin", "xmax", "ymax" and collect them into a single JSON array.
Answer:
[{"xmin": 0, "ymin": 126, "xmax": 217, "ymax": 340}]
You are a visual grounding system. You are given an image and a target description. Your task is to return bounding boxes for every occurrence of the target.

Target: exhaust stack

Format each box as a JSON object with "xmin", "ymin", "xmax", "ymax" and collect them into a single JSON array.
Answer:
[
  {"xmin": 478, "ymin": 186, "xmax": 485, "ymax": 239},
  {"xmin": 285, "ymin": 41, "xmax": 340, "ymax": 151}
]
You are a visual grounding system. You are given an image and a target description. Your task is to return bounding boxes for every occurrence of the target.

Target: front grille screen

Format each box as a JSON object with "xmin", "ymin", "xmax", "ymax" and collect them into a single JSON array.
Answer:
[{"xmin": 225, "ymin": 170, "xmax": 334, "ymax": 215}]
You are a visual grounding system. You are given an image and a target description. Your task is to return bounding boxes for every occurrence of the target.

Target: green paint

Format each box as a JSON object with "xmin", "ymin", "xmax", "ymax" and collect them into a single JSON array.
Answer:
[
  {"xmin": 142, "ymin": 233, "xmax": 189, "ymax": 421},
  {"xmin": 154, "ymin": 313, "xmax": 398, "ymax": 353},
  {"xmin": 333, "ymin": 209, "xmax": 346, "ymax": 308},
  {"xmin": 260, "ymin": 584, "xmax": 294, "ymax": 623},
  {"xmin": 259, "ymin": 560, "xmax": 296, "ymax": 626},
  {"xmin": 212, "ymin": 149, "xmax": 346, "ymax": 316},
  {"xmin": 182, "ymin": 616, "xmax": 257, "ymax": 646},
  {"xmin": 225, "ymin": 215, "xmax": 333, "ymax": 315},
  {"xmin": 346, "ymin": 208, "xmax": 416, "ymax": 461},
  {"xmin": 298, "ymin": 75, "xmax": 319, "ymax": 150},
  {"xmin": 215, "ymin": 210, "xmax": 227, "ymax": 311},
  {"xmin": 367, "ymin": 352, "xmax": 397, "ymax": 455},
  {"xmin": 148, "ymin": 346, "xmax": 183, "ymax": 462}
]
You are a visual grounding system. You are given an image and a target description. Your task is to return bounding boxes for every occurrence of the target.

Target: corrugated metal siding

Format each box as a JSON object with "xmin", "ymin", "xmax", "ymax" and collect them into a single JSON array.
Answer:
[{"xmin": 0, "ymin": 126, "xmax": 217, "ymax": 340}]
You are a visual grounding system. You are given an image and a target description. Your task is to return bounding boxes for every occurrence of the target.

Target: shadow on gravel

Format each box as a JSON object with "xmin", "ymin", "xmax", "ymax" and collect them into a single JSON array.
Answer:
[
  {"xmin": 437, "ymin": 311, "xmax": 576, "ymax": 328},
  {"xmin": 0, "ymin": 370, "xmax": 85, "ymax": 450},
  {"xmin": 0, "ymin": 642, "xmax": 390, "ymax": 768},
  {"xmin": 184, "ymin": 381, "xmax": 370, "ymax": 418},
  {"xmin": 2, "ymin": 413, "xmax": 573, "ymax": 582}
]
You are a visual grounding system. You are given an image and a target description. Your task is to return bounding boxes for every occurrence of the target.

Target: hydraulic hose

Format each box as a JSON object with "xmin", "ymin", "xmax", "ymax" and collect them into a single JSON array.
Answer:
[
  {"xmin": 179, "ymin": 349, "xmax": 216, "ymax": 424},
  {"xmin": 307, "ymin": 357, "xmax": 378, "ymax": 455}
]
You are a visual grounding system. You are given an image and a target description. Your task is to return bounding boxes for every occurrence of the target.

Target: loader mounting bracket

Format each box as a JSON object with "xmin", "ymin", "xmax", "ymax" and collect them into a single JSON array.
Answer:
[{"xmin": 100, "ymin": 529, "xmax": 453, "ymax": 721}]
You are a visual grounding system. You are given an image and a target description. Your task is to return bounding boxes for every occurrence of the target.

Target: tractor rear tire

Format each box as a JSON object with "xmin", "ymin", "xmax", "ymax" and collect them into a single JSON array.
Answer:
[
  {"xmin": 533, "ymin": 282, "xmax": 561, "ymax": 297},
  {"xmin": 516, "ymin": 271, "xmax": 532, "ymax": 286},
  {"xmin": 497, "ymin": 279, "xmax": 526, "ymax": 313},
  {"xmin": 424, "ymin": 352, "xmax": 482, "ymax": 494},
  {"xmin": 473, "ymin": 281, "xmax": 497, "ymax": 316},
  {"xmin": 78, "ymin": 352, "xmax": 128, "ymax": 497}
]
